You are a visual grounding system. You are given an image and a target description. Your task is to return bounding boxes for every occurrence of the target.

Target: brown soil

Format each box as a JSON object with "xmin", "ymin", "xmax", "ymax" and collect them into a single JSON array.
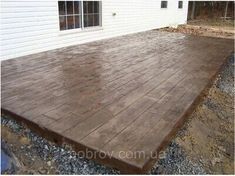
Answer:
[
  {"xmin": 159, "ymin": 24, "xmax": 234, "ymax": 39},
  {"xmin": 188, "ymin": 19, "xmax": 234, "ymax": 28},
  {"xmin": 175, "ymin": 83, "xmax": 234, "ymax": 174}
]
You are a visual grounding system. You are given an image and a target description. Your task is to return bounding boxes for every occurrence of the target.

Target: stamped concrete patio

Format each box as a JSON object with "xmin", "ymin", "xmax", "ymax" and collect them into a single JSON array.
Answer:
[{"xmin": 1, "ymin": 30, "xmax": 233, "ymax": 173}]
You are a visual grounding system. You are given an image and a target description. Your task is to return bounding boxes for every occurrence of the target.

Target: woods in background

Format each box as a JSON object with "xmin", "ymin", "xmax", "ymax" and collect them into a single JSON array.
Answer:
[{"xmin": 188, "ymin": 1, "xmax": 234, "ymax": 20}]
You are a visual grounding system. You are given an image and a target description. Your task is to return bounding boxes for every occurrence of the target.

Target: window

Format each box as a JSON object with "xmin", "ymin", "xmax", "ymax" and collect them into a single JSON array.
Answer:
[
  {"xmin": 58, "ymin": 1, "xmax": 101, "ymax": 31},
  {"xmin": 178, "ymin": 1, "xmax": 183, "ymax": 9},
  {"xmin": 58, "ymin": 1, "xmax": 81, "ymax": 30},
  {"xmin": 161, "ymin": 1, "xmax": 168, "ymax": 8},
  {"xmin": 83, "ymin": 1, "xmax": 101, "ymax": 27}
]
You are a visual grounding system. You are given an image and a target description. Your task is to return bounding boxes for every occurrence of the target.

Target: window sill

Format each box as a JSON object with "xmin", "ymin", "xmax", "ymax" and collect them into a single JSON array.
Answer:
[{"xmin": 58, "ymin": 26, "xmax": 103, "ymax": 36}]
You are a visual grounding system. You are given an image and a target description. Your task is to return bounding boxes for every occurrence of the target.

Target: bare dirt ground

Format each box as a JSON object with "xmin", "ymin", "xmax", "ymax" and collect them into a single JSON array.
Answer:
[
  {"xmin": 174, "ymin": 58, "xmax": 234, "ymax": 174},
  {"xmin": 1, "ymin": 23, "xmax": 234, "ymax": 174},
  {"xmin": 188, "ymin": 19, "xmax": 234, "ymax": 28},
  {"xmin": 159, "ymin": 19, "xmax": 234, "ymax": 39}
]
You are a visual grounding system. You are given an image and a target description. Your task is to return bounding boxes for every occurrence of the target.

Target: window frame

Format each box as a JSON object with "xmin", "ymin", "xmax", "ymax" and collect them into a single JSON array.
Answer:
[
  {"xmin": 178, "ymin": 1, "xmax": 183, "ymax": 9},
  {"xmin": 58, "ymin": 0, "xmax": 102, "ymax": 32},
  {"xmin": 161, "ymin": 1, "xmax": 168, "ymax": 9}
]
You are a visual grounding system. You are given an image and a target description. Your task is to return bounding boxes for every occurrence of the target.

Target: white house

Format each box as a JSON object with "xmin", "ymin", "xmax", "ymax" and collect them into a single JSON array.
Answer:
[{"xmin": 0, "ymin": 0, "xmax": 188, "ymax": 60}]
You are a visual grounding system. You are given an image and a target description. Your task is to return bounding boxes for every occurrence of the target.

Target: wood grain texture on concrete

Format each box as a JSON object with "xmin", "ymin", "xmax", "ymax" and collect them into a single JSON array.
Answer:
[{"xmin": 1, "ymin": 30, "xmax": 233, "ymax": 173}]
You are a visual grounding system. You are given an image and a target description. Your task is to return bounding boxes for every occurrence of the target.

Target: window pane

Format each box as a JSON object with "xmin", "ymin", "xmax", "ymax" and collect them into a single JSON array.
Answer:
[
  {"xmin": 83, "ymin": 1, "xmax": 88, "ymax": 14},
  {"xmin": 161, "ymin": 1, "xmax": 168, "ymax": 8},
  {"xmin": 88, "ymin": 15, "xmax": 94, "ymax": 27},
  {"xmin": 66, "ymin": 1, "xmax": 74, "ymax": 15},
  {"xmin": 94, "ymin": 14, "xmax": 99, "ymax": 26},
  {"xmin": 75, "ymin": 15, "xmax": 81, "ymax": 28},
  {"xmin": 178, "ymin": 1, "xmax": 183, "ymax": 8},
  {"xmin": 84, "ymin": 14, "xmax": 88, "ymax": 27},
  {"xmin": 94, "ymin": 1, "xmax": 99, "ymax": 13},
  {"xmin": 83, "ymin": 1, "xmax": 101, "ymax": 28},
  {"xmin": 67, "ymin": 16, "xmax": 74, "ymax": 29},
  {"xmin": 59, "ymin": 16, "xmax": 66, "ymax": 30},
  {"xmin": 88, "ymin": 1, "xmax": 93, "ymax": 14},
  {"xmin": 58, "ymin": 1, "xmax": 84, "ymax": 30},
  {"xmin": 58, "ymin": 1, "xmax": 66, "ymax": 15},
  {"xmin": 74, "ymin": 1, "xmax": 80, "ymax": 14}
]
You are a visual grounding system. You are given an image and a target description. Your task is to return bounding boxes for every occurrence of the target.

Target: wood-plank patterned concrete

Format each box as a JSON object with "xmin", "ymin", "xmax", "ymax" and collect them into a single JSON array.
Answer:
[{"xmin": 1, "ymin": 30, "xmax": 233, "ymax": 173}]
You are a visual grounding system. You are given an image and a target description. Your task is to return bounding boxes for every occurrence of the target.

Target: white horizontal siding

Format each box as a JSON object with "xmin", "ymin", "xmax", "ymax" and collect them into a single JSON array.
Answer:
[{"xmin": 0, "ymin": 0, "xmax": 188, "ymax": 60}]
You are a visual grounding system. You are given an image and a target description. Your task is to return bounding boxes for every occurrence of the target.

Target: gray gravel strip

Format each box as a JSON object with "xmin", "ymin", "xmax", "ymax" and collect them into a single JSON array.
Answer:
[{"xmin": 216, "ymin": 54, "xmax": 235, "ymax": 96}]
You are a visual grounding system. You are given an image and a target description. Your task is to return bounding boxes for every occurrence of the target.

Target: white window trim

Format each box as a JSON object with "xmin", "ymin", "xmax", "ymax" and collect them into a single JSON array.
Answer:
[
  {"xmin": 58, "ymin": 0, "xmax": 103, "ymax": 34},
  {"xmin": 59, "ymin": 26, "xmax": 103, "ymax": 35}
]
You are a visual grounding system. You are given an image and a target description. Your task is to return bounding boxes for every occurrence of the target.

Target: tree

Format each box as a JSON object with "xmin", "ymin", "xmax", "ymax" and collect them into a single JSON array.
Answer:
[
  {"xmin": 191, "ymin": 1, "xmax": 196, "ymax": 20},
  {"xmin": 224, "ymin": 1, "xmax": 229, "ymax": 19}
]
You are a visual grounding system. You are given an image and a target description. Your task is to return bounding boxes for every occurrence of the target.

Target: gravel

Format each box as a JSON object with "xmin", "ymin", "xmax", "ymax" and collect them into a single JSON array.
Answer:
[
  {"xmin": 216, "ymin": 55, "xmax": 235, "ymax": 96},
  {"xmin": 150, "ymin": 142, "xmax": 206, "ymax": 174}
]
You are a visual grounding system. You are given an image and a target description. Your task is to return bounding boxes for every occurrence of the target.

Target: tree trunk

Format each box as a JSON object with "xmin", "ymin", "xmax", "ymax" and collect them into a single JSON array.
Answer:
[
  {"xmin": 191, "ymin": 1, "xmax": 196, "ymax": 20},
  {"xmin": 224, "ymin": 1, "xmax": 229, "ymax": 19}
]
